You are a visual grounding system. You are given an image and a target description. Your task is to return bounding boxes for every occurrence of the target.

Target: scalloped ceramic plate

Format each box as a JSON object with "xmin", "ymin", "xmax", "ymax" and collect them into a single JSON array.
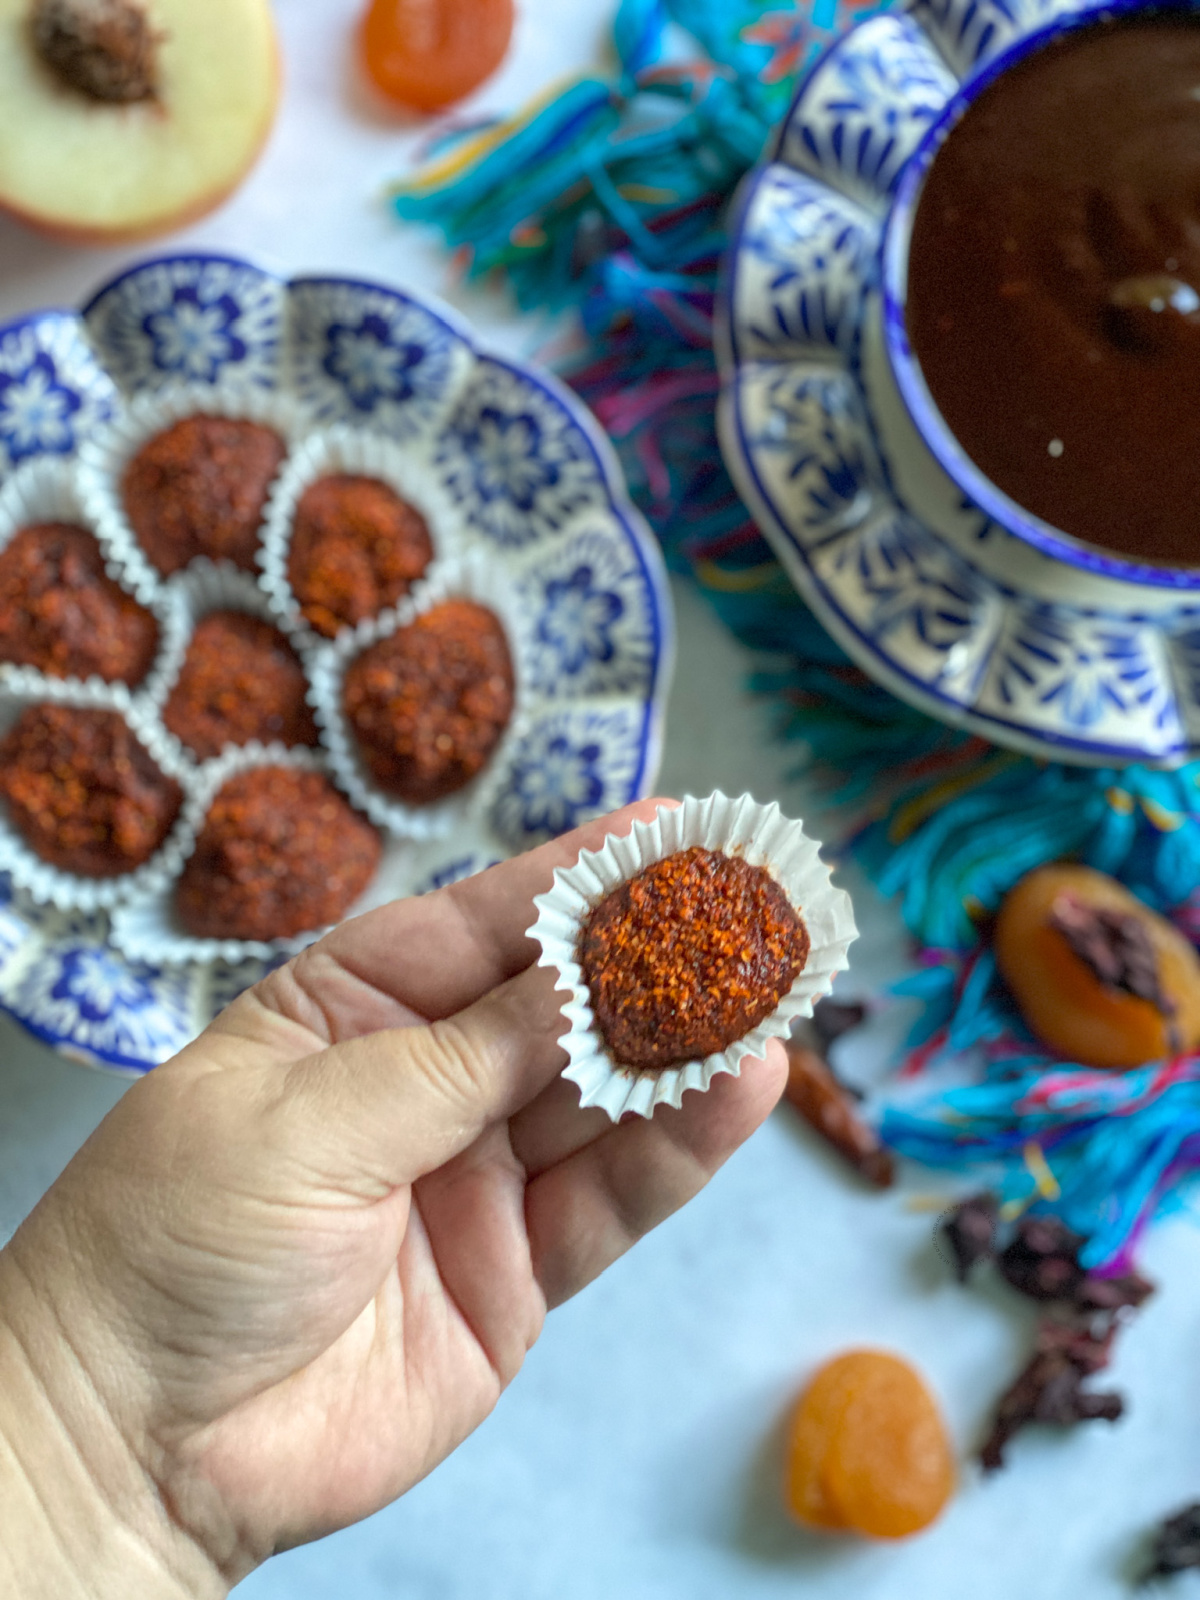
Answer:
[
  {"xmin": 0, "ymin": 254, "xmax": 673, "ymax": 1073},
  {"xmin": 717, "ymin": 0, "xmax": 1200, "ymax": 768}
]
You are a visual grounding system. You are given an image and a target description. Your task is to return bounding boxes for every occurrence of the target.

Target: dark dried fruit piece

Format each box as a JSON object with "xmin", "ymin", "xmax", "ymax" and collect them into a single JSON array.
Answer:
[
  {"xmin": 940, "ymin": 1193, "xmax": 999, "ymax": 1282},
  {"xmin": 32, "ymin": 0, "xmax": 160, "ymax": 103},
  {"xmin": 994, "ymin": 864, "xmax": 1200, "ymax": 1068},
  {"xmin": 1049, "ymin": 893, "xmax": 1176, "ymax": 1024},
  {"xmin": 809, "ymin": 997, "xmax": 867, "ymax": 1054},
  {"xmin": 980, "ymin": 1316, "xmax": 1124, "ymax": 1472},
  {"xmin": 944, "ymin": 1195, "xmax": 1156, "ymax": 1472},
  {"xmin": 783, "ymin": 1038, "xmax": 893, "ymax": 1188},
  {"xmin": 1147, "ymin": 1503, "xmax": 1200, "ymax": 1579},
  {"xmin": 996, "ymin": 1215, "xmax": 1088, "ymax": 1302}
]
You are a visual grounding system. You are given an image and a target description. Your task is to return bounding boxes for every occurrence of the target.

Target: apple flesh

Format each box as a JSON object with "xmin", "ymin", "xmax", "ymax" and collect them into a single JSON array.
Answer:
[{"xmin": 0, "ymin": 0, "xmax": 280, "ymax": 244}]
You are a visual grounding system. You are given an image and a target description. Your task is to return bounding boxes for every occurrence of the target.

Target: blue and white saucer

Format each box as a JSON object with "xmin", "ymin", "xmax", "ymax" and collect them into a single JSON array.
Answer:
[
  {"xmin": 718, "ymin": 0, "xmax": 1200, "ymax": 768},
  {"xmin": 0, "ymin": 255, "xmax": 672, "ymax": 1072}
]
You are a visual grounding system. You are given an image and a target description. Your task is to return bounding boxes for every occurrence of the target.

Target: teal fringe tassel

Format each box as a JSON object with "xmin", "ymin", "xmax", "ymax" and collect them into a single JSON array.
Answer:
[{"xmin": 390, "ymin": 0, "xmax": 1200, "ymax": 1264}]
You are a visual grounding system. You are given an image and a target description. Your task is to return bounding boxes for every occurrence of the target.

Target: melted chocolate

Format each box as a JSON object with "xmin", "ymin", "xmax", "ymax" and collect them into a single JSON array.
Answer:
[{"xmin": 907, "ymin": 13, "xmax": 1200, "ymax": 566}]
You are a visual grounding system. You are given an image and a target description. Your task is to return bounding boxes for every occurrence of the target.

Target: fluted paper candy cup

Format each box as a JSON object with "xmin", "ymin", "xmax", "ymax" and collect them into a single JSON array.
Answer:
[
  {"xmin": 527, "ymin": 792, "xmax": 858, "ymax": 1121},
  {"xmin": 0, "ymin": 455, "xmax": 182, "ymax": 701},
  {"xmin": 142, "ymin": 557, "xmax": 315, "ymax": 761},
  {"xmin": 77, "ymin": 380, "xmax": 305, "ymax": 599},
  {"xmin": 257, "ymin": 423, "xmax": 462, "ymax": 649},
  {"xmin": 308, "ymin": 552, "xmax": 534, "ymax": 843},
  {"xmin": 110, "ymin": 742, "xmax": 373, "ymax": 967},
  {"xmin": 0, "ymin": 678, "xmax": 199, "ymax": 914}
]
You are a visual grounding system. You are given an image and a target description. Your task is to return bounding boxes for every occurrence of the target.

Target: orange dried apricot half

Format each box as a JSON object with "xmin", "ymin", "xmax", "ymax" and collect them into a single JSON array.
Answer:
[
  {"xmin": 361, "ymin": 0, "xmax": 514, "ymax": 113},
  {"xmin": 994, "ymin": 864, "xmax": 1200, "ymax": 1069},
  {"xmin": 784, "ymin": 1350, "xmax": 955, "ymax": 1539}
]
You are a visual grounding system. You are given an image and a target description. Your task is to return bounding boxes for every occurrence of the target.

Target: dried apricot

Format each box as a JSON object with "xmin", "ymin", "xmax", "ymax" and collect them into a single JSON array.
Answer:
[
  {"xmin": 784, "ymin": 1350, "xmax": 954, "ymax": 1539},
  {"xmin": 361, "ymin": 0, "xmax": 514, "ymax": 113},
  {"xmin": 785, "ymin": 1359, "xmax": 853, "ymax": 1530},
  {"xmin": 994, "ymin": 864, "xmax": 1200, "ymax": 1069}
]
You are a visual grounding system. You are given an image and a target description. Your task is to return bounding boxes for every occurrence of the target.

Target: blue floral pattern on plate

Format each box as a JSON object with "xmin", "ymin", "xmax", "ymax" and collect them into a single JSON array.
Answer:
[
  {"xmin": 0, "ymin": 256, "xmax": 672, "ymax": 1073},
  {"xmin": 491, "ymin": 703, "xmax": 653, "ymax": 844},
  {"xmin": 288, "ymin": 278, "xmax": 471, "ymax": 439},
  {"xmin": 84, "ymin": 256, "xmax": 286, "ymax": 392},
  {"xmin": 0, "ymin": 315, "xmax": 117, "ymax": 472},
  {"xmin": 436, "ymin": 357, "xmax": 611, "ymax": 547},
  {"xmin": 518, "ymin": 524, "xmax": 663, "ymax": 698},
  {"xmin": 718, "ymin": 0, "xmax": 1200, "ymax": 767}
]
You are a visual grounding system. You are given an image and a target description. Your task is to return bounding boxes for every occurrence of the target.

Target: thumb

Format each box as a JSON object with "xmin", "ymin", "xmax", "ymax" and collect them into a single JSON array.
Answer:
[{"xmin": 266, "ymin": 961, "xmax": 571, "ymax": 1198}]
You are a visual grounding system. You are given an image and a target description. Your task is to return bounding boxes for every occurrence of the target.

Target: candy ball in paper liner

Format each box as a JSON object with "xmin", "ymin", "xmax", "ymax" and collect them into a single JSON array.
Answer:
[
  {"xmin": 257, "ymin": 425, "xmax": 461, "ymax": 648},
  {"xmin": 121, "ymin": 413, "xmax": 287, "ymax": 577},
  {"xmin": 0, "ymin": 455, "xmax": 181, "ymax": 698},
  {"xmin": 0, "ymin": 675, "xmax": 200, "ymax": 914},
  {"xmin": 528, "ymin": 793, "xmax": 858, "ymax": 1121},
  {"xmin": 77, "ymin": 382, "xmax": 304, "ymax": 601},
  {"xmin": 151, "ymin": 562, "xmax": 318, "ymax": 764},
  {"xmin": 0, "ymin": 701, "xmax": 183, "ymax": 877},
  {"xmin": 308, "ymin": 554, "xmax": 534, "ymax": 843},
  {"xmin": 110, "ymin": 742, "xmax": 379, "ymax": 966}
]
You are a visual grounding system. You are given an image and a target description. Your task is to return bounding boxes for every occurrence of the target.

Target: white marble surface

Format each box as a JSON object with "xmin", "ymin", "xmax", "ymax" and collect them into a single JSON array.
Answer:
[{"xmin": 3, "ymin": 3, "xmax": 1200, "ymax": 1595}]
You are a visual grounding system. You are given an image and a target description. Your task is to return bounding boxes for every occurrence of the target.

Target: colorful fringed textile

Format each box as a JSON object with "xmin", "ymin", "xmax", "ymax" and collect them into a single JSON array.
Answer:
[{"xmin": 392, "ymin": 0, "xmax": 1200, "ymax": 1264}]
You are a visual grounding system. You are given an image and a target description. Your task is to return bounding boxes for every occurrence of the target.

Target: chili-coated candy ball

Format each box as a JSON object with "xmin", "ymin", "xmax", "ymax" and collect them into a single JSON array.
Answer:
[
  {"xmin": 581, "ymin": 847, "xmax": 810, "ymax": 1071},
  {"xmin": 343, "ymin": 599, "xmax": 514, "ymax": 805},
  {"xmin": 0, "ymin": 523, "xmax": 158, "ymax": 686},
  {"xmin": 784, "ymin": 1350, "xmax": 955, "ymax": 1539},
  {"xmin": 123, "ymin": 415, "xmax": 286, "ymax": 576},
  {"xmin": 287, "ymin": 475, "xmax": 433, "ymax": 640},
  {"xmin": 0, "ymin": 704, "xmax": 182, "ymax": 878},
  {"xmin": 994, "ymin": 864, "xmax": 1200, "ymax": 1069},
  {"xmin": 361, "ymin": 0, "xmax": 514, "ymax": 113}
]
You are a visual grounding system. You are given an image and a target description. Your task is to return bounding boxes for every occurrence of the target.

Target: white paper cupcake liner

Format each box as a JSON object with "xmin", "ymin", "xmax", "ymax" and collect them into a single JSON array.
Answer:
[
  {"xmin": 0, "ymin": 678, "xmax": 201, "ymax": 914},
  {"xmin": 76, "ymin": 380, "xmax": 306, "ymax": 599},
  {"xmin": 0, "ymin": 452, "xmax": 161, "ymax": 609},
  {"xmin": 0, "ymin": 454, "xmax": 93, "ymax": 556},
  {"xmin": 141, "ymin": 559, "xmax": 316, "ymax": 763},
  {"xmin": 257, "ymin": 423, "xmax": 463, "ymax": 649},
  {"xmin": 110, "ymin": 741, "xmax": 380, "ymax": 967},
  {"xmin": 308, "ymin": 552, "xmax": 537, "ymax": 842},
  {"xmin": 528, "ymin": 792, "xmax": 858, "ymax": 1120},
  {"xmin": 0, "ymin": 455, "xmax": 182, "ymax": 703}
]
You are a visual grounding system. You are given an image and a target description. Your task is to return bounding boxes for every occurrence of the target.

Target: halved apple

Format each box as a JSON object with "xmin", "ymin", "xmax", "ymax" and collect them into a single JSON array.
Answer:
[{"xmin": 0, "ymin": 0, "xmax": 280, "ymax": 245}]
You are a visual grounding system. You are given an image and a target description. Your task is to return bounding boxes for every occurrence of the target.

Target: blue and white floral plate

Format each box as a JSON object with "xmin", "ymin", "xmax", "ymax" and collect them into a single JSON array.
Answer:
[
  {"xmin": 718, "ymin": 0, "xmax": 1200, "ymax": 767},
  {"xmin": 0, "ymin": 254, "xmax": 672, "ymax": 1073}
]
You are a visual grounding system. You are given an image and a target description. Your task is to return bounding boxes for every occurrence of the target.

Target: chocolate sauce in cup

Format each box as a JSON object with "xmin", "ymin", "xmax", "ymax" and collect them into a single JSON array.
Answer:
[{"xmin": 905, "ymin": 12, "xmax": 1200, "ymax": 568}]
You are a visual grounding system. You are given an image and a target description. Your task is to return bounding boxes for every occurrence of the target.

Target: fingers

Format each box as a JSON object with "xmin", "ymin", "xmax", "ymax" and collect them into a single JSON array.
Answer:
[
  {"xmin": 525, "ymin": 1043, "xmax": 788, "ymax": 1309},
  {"xmin": 509, "ymin": 1074, "xmax": 616, "ymax": 1178},
  {"xmin": 249, "ymin": 797, "xmax": 672, "ymax": 1046},
  {"xmin": 265, "ymin": 963, "xmax": 571, "ymax": 1198}
]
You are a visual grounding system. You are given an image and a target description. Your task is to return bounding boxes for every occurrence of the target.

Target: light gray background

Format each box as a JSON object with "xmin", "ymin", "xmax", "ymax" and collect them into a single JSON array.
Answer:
[{"xmin": 2, "ymin": 3, "xmax": 1200, "ymax": 1594}]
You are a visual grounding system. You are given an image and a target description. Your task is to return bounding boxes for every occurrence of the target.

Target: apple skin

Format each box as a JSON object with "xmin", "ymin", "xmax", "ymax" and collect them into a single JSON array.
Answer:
[{"xmin": 0, "ymin": 0, "xmax": 281, "ymax": 247}]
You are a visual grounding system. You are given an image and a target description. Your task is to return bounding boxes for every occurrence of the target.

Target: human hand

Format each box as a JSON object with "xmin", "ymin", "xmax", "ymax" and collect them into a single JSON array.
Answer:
[{"xmin": 0, "ymin": 801, "xmax": 787, "ymax": 1598}]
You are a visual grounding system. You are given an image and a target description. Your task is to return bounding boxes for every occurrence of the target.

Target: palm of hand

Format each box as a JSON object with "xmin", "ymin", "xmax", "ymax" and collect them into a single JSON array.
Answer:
[
  {"xmin": 155, "ymin": 989, "xmax": 550, "ymax": 1564},
  {"xmin": 7, "ymin": 804, "xmax": 784, "ymax": 1587}
]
